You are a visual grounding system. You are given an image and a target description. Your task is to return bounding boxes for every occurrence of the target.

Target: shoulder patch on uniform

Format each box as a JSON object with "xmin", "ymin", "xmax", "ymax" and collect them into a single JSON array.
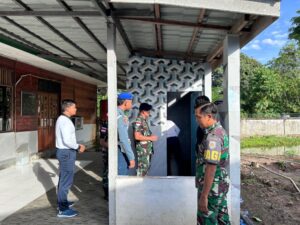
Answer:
[{"xmin": 209, "ymin": 141, "xmax": 216, "ymax": 149}]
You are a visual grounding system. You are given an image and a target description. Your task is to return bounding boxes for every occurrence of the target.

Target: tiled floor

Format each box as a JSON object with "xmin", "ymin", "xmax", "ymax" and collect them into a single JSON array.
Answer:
[{"xmin": 0, "ymin": 151, "xmax": 108, "ymax": 225}]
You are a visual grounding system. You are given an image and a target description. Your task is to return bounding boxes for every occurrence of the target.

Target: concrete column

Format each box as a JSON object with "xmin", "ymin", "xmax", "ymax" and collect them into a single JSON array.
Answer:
[
  {"xmin": 204, "ymin": 63, "xmax": 212, "ymax": 100},
  {"xmin": 107, "ymin": 21, "xmax": 117, "ymax": 225},
  {"xmin": 222, "ymin": 34, "xmax": 240, "ymax": 225}
]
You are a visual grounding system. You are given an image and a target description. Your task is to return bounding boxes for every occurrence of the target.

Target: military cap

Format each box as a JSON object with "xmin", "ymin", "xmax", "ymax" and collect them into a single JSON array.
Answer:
[
  {"xmin": 139, "ymin": 102, "xmax": 152, "ymax": 111},
  {"xmin": 118, "ymin": 92, "xmax": 133, "ymax": 100}
]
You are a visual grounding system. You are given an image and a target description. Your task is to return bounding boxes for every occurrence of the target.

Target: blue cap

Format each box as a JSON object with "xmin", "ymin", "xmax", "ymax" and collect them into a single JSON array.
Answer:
[{"xmin": 118, "ymin": 92, "xmax": 133, "ymax": 100}]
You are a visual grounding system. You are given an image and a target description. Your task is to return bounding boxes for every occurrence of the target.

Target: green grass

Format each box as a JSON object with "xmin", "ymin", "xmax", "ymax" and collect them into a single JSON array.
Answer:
[{"xmin": 241, "ymin": 136, "xmax": 300, "ymax": 149}]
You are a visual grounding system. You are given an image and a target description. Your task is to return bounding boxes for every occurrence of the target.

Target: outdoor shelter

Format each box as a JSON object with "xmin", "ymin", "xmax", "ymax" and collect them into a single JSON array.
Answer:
[{"xmin": 0, "ymin": 0, "xmax": 280, "ymax": 224}]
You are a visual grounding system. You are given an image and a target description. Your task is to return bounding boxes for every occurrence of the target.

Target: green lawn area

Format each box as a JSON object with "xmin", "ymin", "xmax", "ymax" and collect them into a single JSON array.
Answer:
[{"xmin": 241, "ymin": 136, "xmax": 300, "ymax": 148}]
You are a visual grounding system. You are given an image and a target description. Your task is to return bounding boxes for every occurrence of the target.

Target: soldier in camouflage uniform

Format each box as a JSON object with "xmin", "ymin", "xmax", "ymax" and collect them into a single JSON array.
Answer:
[
  {"xmin": 99, "ymin": 119, "xmax": 108, "ymax": 200},
  {"xmin": 133, "ymin": 103, "xmax": 158, "ymax": 176},
  {"xmin": 194, "ymin": 102, "xmax": 230, "ymax": 225}
]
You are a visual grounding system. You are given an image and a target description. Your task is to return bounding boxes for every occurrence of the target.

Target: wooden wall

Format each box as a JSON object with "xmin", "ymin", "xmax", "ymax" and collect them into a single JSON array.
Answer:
[{"xmin": 0, "ymin": 56, "xmax": 97, "ymax": 131}]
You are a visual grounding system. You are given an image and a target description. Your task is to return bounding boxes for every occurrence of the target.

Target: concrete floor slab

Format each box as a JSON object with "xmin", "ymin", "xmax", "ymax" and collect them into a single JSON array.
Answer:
[{"xmin": 0, "ymin": 151, "xmax": 108, "ymax": 225}]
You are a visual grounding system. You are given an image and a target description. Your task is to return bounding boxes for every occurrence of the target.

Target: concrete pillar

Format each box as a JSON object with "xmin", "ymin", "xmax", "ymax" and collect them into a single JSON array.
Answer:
[
  {"xmin": 204, "ymin": 63, "xmax": 212, "ymax": 100},
  {"xmin": 107, "ymin": 21, "xmax": 117, "ymax": 225},
  {"xmin": 222, "ymin": 34, "xmax": 240, "ymax": 225}
]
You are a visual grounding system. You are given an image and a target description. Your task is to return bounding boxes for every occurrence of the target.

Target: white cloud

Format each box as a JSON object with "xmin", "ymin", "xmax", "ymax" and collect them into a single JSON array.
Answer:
[
  {"xmin": 251, "ymin": 44, "xmax": 261, "ymax": 50},
  {"xmin": 262, "ymin": 38, "xmax": 286, "ymax": 47},
  {"xmin": 242, "ymin": 39, "xmax": 262, "ymax": 50},
  {"xmin": 271, "ymin": 31, "xmax": 280, "ymax": 35},
  {"xmin": 270, "ymin": 30, "xmax": 288, "ymax": 39},
  {"xmin": 274, "ymin": 33, "xmax": 288, "ymax": 39}
]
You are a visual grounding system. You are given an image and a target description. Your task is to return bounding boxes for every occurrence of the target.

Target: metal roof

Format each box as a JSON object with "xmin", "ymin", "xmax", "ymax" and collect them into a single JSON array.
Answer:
[{"xmin": 0, "ymin": 0, "xmax": 280, "ymax": 87}]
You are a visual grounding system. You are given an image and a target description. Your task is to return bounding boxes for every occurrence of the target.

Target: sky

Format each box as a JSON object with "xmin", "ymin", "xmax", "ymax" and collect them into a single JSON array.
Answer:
[{"xmin": 241, "ymin": 0, "xmax": 299, "ymax": 64}]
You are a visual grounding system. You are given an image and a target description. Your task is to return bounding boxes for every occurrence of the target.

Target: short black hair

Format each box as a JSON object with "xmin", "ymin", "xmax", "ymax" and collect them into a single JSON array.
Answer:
[
  {"xmin": 194, "ymin": 95, "xmax": 210, "ymax": 109},
  {"xmin": 61, "ymin": 99, "xmax": 76, "ymax": 112},
  {"xmin": 139, "ymin": 103, "xmax": 152, "ymax": 111},
  {"xmin": 197, "ymin": 102, "xmax": 218, "ymax": 120},
  {"xmin": 117, "ymin": 99, "xmax": 126, "ymax": 106}
]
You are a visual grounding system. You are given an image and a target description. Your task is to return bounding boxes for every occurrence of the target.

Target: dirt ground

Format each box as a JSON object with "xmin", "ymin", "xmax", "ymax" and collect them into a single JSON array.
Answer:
[{"xmin": 241, "ymin": 154, "xmax": 300, "ymax": 225}]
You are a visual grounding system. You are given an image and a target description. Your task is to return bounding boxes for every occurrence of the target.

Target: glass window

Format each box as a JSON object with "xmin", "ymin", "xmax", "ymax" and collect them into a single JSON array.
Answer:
[{"xmin": 0, "ymin": 86, "xmax": 12, "ymax": 132}]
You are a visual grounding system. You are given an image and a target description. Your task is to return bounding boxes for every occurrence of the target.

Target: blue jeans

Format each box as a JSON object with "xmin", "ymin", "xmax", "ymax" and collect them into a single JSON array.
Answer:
[
  {"xmin": 118, "ymin": 147, "xmax": 129, "ymax": 175},
  {"xmin": 56, "ymin": 149, "xmax": 76, "ymax": 211}
]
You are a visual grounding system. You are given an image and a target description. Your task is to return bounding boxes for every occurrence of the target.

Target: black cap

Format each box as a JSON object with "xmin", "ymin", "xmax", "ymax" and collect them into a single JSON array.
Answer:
[{"xmin": 139, "ymin": 103, "xmax": 152, "ymax": 111}]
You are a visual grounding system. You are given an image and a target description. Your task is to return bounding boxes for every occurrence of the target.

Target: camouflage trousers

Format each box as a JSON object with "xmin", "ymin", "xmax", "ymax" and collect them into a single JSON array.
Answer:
[
  {"xmin": 102, "ymin": 149, "xmax": 108, "ymax": 197},
  {"xmin": 197, "ymin": 189, "xmax": 230, "ymax": 225},
  {"xmin": 136, "ymin": 147, "xmax": 151, "ymax": 176}
]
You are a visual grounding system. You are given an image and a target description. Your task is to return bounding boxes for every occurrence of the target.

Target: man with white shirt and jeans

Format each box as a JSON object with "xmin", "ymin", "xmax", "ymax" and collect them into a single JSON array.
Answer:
[{"xmin": 56, "ymin": 99, "xmax": 86, "ymax": 218}]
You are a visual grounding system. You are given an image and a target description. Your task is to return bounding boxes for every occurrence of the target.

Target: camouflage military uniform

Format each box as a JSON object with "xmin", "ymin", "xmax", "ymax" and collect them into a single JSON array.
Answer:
[
  {"xmin": 133, "ymin": 114, "xmax": 153, "ymax": 176},
  {"xmin": 196, "ymin": 122, "xmax": 230, "ymax": 225},
  {"xmin": 100, "ymin": 121, "xmax": 108, "ymax": 198}
]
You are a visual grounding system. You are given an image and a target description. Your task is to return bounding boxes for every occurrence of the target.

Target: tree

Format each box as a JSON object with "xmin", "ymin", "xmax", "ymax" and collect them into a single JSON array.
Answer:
[
  {"xmin": 212, "ymin": 67, "xmax": 223, "ymax": 102},
  {"xmin": 244, "ymin": 67, "xmax": 283, "ymax": 116},
  {"xmin": 240, "ymin": 54, "xmax": 264, "ymax": 115},
  {"xmin": 289, "ymin": 10, "xmax": 300, "ymax": 44},
  {"xmin": 267, "ymin": 42, "xmax": 300, "ymax": 114},
  {"xmin": 281, "ymin": 76, "xmax": 300, "ymax": 113},
  {"xmin": 267, "ymin": 42, "xmax": 300, "ymax": 78},
  {"xmin": 212, "ymin": 54, "xmax": 263, "ymax": 103},
  {"xmin": 212, "ymin": 52, "xmax": 300, "ymax": 117}
]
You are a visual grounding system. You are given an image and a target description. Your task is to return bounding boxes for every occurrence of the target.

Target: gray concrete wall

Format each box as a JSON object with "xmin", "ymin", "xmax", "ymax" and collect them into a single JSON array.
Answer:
[
  {"xmin": 116, "ymin": 177, "xmax": 197, "ymax": 225},
  {"xmin": 0, "ymin": 131, "xmax": 38, "ymax": 168},
  {"xmin": 75, "ymin": 124, "xmax": 96, "ymax": 148},
  {"xmin": 126, "ymin": 56, "xmax": 205, "ymax": 125},
  {"xmin": 241, "ymin": 119, "xmax": 300, "ymax": 137},
  {"xmin": 0, "ymin": 124, "xmax": 96, "ymax": 169}
]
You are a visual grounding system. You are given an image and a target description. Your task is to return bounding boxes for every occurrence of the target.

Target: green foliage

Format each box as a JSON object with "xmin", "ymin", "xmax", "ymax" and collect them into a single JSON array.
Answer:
[
  {"xmin": 241, "ymin": 66, "xmax": 283, "ymax": 115},
  {"xmin": 241, "ymin": 136, "xmax": 300, "ymax": 149},
  {"xmin": 212, "ymin": 44, "xmax": 300, "ymax": 117},
  {"xmin": 280, "ymin": 75, "xmax": 300, "ymax": 112},
  {"xmin": 212, "ymin": 67, "xmax": 223, "ymax": 102},
  {"xmin": 240, "ymin": 54, "xmax": 264, "ymax": 115},
  {"xmin": 267, "ymin": 42, "xmax": 300, "ymax": 114},
  {"xmin": 267, "ymin": 42, "xmax": 300, "ymax": 78},
  {"xmin": 212, "ymin": 86, "xmax": 223, "ymax": 102},
  {"xmin": 289, "ymin": 10, "xmax": 300, "ymax": 44},
  {"xmin": 277, "ymin": 161, "xmax": 287, "ymax": 170},
  {"xmin": 284, "ymin": 149, "xmax": 299, "ymax": 157},
  {"xmin": 241, "ymin": 44, "xmax": 300, "ymax": 117}
]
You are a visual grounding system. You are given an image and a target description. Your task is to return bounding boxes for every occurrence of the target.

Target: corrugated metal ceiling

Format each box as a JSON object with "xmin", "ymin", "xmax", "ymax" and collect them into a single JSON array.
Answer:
[{"xmin": 0, "ymin": 0, "xmax": 279, "ymax": 86}]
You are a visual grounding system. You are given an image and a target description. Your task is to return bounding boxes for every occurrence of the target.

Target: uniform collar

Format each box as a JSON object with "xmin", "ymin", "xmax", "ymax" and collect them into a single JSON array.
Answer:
[
  {"xmin": 118, "ymin": 107, "xmax": 125, "ymax": 114},
  {"xmin": 204, "ymin": 121, "xmax": 220, "ymax": 134},
  {"xmin": 138, "ymin": 113, "xmax": 147, "ymax": 121}
]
